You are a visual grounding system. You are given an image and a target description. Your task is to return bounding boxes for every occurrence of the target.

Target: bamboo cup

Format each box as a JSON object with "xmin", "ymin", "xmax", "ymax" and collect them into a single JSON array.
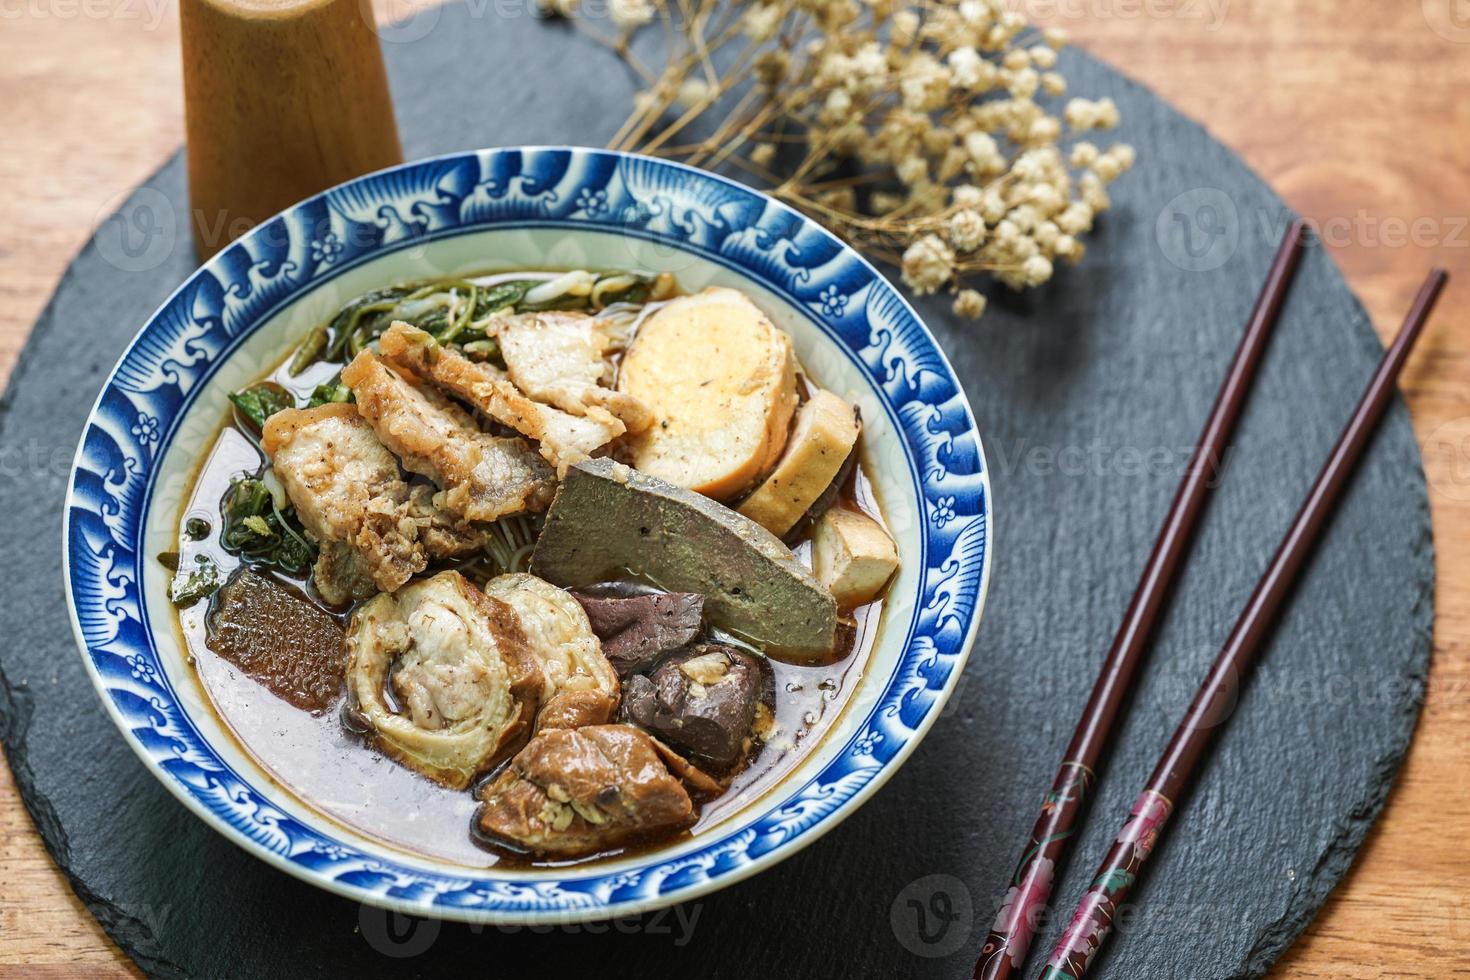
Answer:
[{"xmin": 180, "ymin": 0, "xmax": 404, "ymax": 258}]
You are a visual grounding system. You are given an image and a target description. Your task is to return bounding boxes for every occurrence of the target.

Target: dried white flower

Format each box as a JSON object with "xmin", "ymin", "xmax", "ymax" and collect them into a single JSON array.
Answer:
[
  {"xmin": 1056, "ymin": 201, "xmax": 1095, "ymax": 235},
  {"xmin": 1065, "ymin": 97, "xmax": 1120, "ymax": 131},
  {"xmin": 550, "ymin": 0, "xmax": 1132, "ymax": 322},
  {"xmin": 1022, "ymin": 254, "xmax": 1054, "ymax": 286},
  {"xmin": 952, "ymin": 184, "xmax": 984, "ymax": 208},
  {"xmin": 900, "ymin": 54, "xmax": 951, "ymax": 112},
  {"xmin": 742, "ymin": 3, "xmax": 784, "ymax": 41},
  {"xmin": 948, "ymin": 209, "xmax": 987, "ymax": 252},
  {"xmin": 896, "ymin": 154, "xmax": 930, "ymax": 186},
  {"xmin": 892, "ymin": 8, "xmax": 920, "ymax": 40},
  {"xmin": 1043, "ymin": 25, "xmax": 1070, "ymax": 48},
  {"xmin": 610, "ymin": 0, "xmax": 654, "ymax": 30},
  {"xmin": 850, "ymin": 42, "xmax": 889, "ymax": 94},
  {"xmin": 953, "ymin": 288, "xmax": 988, "ymax": 318},
  {"xmin": 901, "ymin": 234, "xmax": 955, "ymax": 294},
  {"xmin": 947, "ymin": 46, "xmax": 985, "ymax": 91},
  {"xmin": 677, "ymin": 78, "xmax": 712, "ymax": 110}
]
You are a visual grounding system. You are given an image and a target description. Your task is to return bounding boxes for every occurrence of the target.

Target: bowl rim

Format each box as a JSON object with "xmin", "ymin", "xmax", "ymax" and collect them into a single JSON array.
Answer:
[{"xmin": 63, "ymin": 145, "xmax": 993, "ymax": 924}]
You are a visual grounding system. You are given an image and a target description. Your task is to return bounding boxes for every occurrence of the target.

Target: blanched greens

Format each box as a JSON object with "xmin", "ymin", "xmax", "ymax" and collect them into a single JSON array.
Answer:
[
  {"xmin": 229, "ymin": 382, "xmax": 294, "ymax": 431},
  {"xmin": 307, "ymin": 376, "xmax": 353, "ymax": 408},
  {"xmin": 287, "ymin": 270, "xmax": 668, "ymax": 375},
  {"xmin": 220, "ymin": 475, "xmax": 316, "ymax": 576},
  {"xmin": 160, "ymin": 551, "xmax": 223, "ymax": 608}
]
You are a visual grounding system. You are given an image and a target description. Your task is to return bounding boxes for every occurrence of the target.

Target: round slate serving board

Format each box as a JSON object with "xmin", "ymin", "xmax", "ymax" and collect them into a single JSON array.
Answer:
[{"xmin": 0, "ymin": 7, "xmax": 1433, "ymax": 979}]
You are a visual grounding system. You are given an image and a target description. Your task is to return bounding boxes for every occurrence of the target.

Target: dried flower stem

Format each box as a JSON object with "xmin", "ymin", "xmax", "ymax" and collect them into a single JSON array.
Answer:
[{"xmin": 552, "ymin": 0, "xmax": 1135, "ymax": 319}]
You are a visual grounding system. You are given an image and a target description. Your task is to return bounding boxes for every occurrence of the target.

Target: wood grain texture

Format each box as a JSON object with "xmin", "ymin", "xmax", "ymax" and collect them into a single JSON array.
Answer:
[{"xmin": 0, "ymin": 0, "xmax": 1466, "ymax": 975}]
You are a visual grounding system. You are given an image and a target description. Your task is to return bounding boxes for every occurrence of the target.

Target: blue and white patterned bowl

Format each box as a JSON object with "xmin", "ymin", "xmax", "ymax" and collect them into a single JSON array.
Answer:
[{"xmin": 63, "ymin": 147, "xmax": 991, "ymax": 922}]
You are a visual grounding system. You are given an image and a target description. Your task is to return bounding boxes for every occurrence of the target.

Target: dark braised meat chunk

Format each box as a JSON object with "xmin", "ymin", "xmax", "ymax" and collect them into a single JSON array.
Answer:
[
  {"xmin": 572, "ymin": 591, "xmax": 704, "ymax": 677},
  {"xmin": 619, "ymin": 645, "xmax": 766, "ymax": 771},
  {"xmin": 206, "ymin": 568, "xmax": 346, "ymax": 713},
  {"xmin": 476, "ymin": 724, "xmax": 695, "ymax": 858}
]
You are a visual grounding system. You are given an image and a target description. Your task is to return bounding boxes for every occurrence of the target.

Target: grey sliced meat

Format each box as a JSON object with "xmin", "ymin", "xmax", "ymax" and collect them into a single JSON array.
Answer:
[{"xmin": 572, "ymin": 590, "xmax": 704, "ymax": 677}]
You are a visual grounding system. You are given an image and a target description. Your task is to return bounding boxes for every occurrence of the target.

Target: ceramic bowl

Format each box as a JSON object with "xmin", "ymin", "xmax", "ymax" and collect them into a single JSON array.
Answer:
[{"xmin": 63, "ymin": 147, "xmax": 992, "ymax": 923}]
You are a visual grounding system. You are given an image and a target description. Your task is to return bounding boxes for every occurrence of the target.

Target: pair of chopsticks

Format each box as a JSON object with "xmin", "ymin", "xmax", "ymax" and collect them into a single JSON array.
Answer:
[{"xmin": 972, "ymin": 220, "xmax": 1448, "ymax": 980}]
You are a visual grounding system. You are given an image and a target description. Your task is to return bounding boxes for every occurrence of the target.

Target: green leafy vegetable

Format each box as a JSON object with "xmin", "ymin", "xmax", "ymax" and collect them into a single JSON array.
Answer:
[
  {"xmin": 288, "ymin": 270, "xmax": 660, "ymax": 373},
  {"xmin": 220, "ymin": 475, "xmax": 316, "ymax": 575},
  {"xmin": 476, "ymin": 280, "xmax": 532, "ymax": 314},
  {"xmin": 168, "ymin": 553, "xmax": 222, "ymax": 608},
  {"xmin": 288, "ymin": 323, "xmax": 329, "ymax": 376},
  {"xmin": 229, "ymin": 382, "xmax": 294, "ymax": 431},
  {"xmin": 307, "ymin": 377, "xmax": 353, "ymax": 408},
  {"xmin": 185, "ymin": 517, "xmax": 212, "ymax": 541}
]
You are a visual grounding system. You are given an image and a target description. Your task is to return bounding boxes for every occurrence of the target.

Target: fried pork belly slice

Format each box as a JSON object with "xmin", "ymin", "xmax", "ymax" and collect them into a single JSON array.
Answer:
[
  {"xmin": 379, "ymin": 322, "xmax": 624, "ymax": 475},
  {"xmin": 261, "ymin": 404, "xmax": 425, "ymax": 606},
  {"xmin": 482, "ymin": 573, "xmax": 619, "ymax": 730},
  {"xmin": 405, "ymin": 484, "xmax": 491, "ymax": 559},
  {"xmin": 476, "ymin": 724, "xmax": 695, "ymax": 857},
  {"xmin": 341, "ymin": 351, "xmax": 554, "ymax": 522},
  {"xmin": 492, "ymin": 311, "xmax": 654, "ymax": 433},
  {"xmin": 346, "ymin": 571, "xmax": 543, "ymax": 788}
]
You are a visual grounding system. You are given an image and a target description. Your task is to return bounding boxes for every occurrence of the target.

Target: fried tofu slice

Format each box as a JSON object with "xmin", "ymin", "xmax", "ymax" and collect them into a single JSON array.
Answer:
[
  {"xmin": 616, "ymin": 287, "xmax": 799, "ymax": 501},
  {"xmin": 737, "ymin": 388, "xmax": 861, "ymax": 536},
  {"xmin": 379, "ymin": 322, "xmax": 624, "ymax": 475},
  {"xmin": 492, "ymin": 311, "xmax": 654, "ymax": 433},
  {"xmin": 811, "ymin": 507, "xmax": 899, "ymax": 608},
  {"xmin": 340, "ymin": 351, "xmax": 554, "ymax": 523},
  {"xmin": 261, "ymin": 404, "xmax": 426, "ymax": 605}
]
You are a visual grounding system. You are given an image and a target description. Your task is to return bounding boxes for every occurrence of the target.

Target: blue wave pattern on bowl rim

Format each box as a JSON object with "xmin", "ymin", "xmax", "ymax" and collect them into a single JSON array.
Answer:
[{"xmin": 64, "ymin": 147, "xmax": 990, "ymax": 920}]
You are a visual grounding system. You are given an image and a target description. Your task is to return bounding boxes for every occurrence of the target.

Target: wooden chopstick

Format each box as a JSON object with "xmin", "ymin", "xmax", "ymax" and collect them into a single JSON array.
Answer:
[
  {"xmin": 1036, "ymin": 267, "xmax": 1449, "ymax": 980},
  {"xmin": 973, "ymin": 220, "xmax": 1310, "ymax": 980}
]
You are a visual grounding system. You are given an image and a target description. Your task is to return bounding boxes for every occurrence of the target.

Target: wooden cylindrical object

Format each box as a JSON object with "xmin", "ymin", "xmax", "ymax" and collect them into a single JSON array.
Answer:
[{"xmin": 180, "ymin": 0, "xmax": 404, "ymax": 258}]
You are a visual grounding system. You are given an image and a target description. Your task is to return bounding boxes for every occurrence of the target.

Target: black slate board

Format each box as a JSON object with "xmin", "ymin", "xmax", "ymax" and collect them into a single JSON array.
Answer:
[{"xmin": 0, "ymin": 7, "xmax": 1433, "ymax": 979}]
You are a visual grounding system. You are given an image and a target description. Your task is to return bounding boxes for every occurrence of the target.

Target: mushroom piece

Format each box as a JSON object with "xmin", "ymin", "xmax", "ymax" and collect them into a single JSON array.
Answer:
[
  {"xmin": 476, "ymin": 724, "xmax": 695, "ymax": 858},
  {"xmin": 346, "ymin": 571, "xmax": 542, "ymax": 788},
  {"xmin": 482, "ymin": 573, "xmax": 620, "ymax": 730}
]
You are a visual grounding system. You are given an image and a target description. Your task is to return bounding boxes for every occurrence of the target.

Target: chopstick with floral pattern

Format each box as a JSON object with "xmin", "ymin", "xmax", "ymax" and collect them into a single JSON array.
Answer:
[
  {"xmin": 1038, "ymin": 266, "xmax": 1448, "ymax": 979},
  {"xmin": 973, "ymin": 220, "xmax": 1309, "ymax": 980}
]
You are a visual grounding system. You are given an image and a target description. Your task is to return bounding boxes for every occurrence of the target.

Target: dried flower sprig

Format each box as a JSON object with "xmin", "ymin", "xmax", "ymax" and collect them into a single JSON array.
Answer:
[{"xmin": 547, "ymin": 0, "xmax": 1135, "ymax": 320}]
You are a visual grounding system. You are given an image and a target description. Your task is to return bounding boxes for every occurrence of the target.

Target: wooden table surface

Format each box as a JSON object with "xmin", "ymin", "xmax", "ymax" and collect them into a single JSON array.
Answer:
[{"xmin": 1, "ymin": 1, "xmax": 1466, "ymax": 975}]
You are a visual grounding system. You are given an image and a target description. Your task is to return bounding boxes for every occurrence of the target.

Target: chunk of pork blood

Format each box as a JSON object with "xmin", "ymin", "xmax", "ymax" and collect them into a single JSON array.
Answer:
[{"xmin": 207, "ymin": 568, "xmax": 346, "ymax": 713}]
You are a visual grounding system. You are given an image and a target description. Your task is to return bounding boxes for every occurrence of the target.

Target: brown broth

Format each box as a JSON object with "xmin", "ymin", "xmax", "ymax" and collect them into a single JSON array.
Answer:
[{"xmin": 172, "ymin": 278, "xmax": 892, "ymax": 868}]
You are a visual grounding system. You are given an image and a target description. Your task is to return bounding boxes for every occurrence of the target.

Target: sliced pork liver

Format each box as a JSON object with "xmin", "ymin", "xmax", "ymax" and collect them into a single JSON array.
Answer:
[{"xmin": 572, "ymin": 590, "xmax": 704, "ymax": 677}]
